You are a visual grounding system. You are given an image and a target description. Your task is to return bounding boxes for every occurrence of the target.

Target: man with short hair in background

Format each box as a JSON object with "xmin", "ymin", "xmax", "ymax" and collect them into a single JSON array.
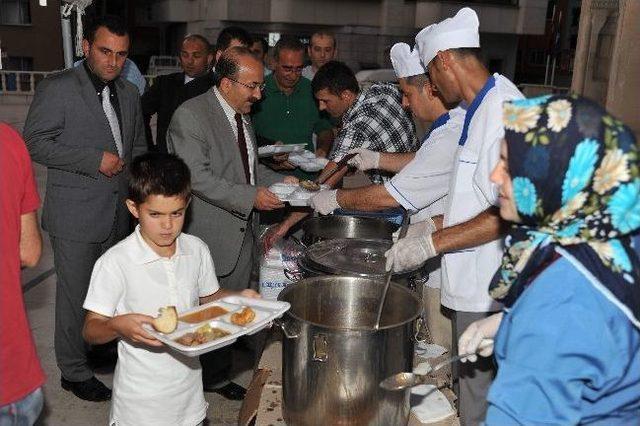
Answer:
[
  {"xmin": 213, "ymin": 26, "xmax": 253, "ymax": 66},
  {"xmin": 250, "ymin": 35, "xmax": 272, "ymax": 76},
  {"xmin": 302, "ymin": 31, "xmax": 337, "ymax": 80},
  {"xmin": 142, "ymin": 34, "xmax": 215, "ymax": 153},
  {"xmin": 252, "ymin": 36, "xmax": 334, "ymax": 178}
]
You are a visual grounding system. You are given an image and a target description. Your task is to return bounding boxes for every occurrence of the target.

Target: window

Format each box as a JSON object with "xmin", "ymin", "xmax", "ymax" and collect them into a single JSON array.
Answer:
[{"xmin": 0, "ymin": 0, "xmax": 31, "ymax": 25}]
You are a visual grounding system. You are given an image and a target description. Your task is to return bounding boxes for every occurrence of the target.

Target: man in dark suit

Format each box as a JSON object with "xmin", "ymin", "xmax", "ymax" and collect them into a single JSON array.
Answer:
[
  {"xmin": 141, "ymin": 34, "xmax": 215, "ymax": 153},
  {"xmin": 168, "ymin": 46, "xmax": 293, "ymax": 400},
  {"xmin": 23, "ymin": 15, "xmax": 146, "ymax": 402}
]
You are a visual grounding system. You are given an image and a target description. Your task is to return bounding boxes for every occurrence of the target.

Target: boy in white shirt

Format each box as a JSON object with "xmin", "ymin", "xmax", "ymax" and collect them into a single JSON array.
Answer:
[{"xmin": 82, "ymin": 152, "xmax": 258, "ymax": 426}]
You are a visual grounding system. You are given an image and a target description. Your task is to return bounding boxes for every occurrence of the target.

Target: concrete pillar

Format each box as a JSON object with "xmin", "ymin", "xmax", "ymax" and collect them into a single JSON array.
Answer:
[
  {"xmin": 571, "ymin": 0, "xmax": 639, "ymax": 135},
  {"xmin": 605, "ymin": 0, "xmax": 640, "ymax": 134}
]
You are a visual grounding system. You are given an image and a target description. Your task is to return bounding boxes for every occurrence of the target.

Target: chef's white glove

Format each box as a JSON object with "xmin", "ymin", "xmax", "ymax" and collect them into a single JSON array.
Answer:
[
  {"xmin": 385, "ymin": 233, "xmax": 437, "ymax": 272},
  {"xmin": 392, "ymin": 217, "xmax": 436, "ymax": 242},
  {"xmin": 458, "ymin": 312, "xmax": 503, "ymax": 363},
  {"xmin": 347, "ymin": 148, "xmax": 380, "ymax": 171},
  {"xmin": 310, "ymin": 189, "xmax": 340, "ymax": 215}
]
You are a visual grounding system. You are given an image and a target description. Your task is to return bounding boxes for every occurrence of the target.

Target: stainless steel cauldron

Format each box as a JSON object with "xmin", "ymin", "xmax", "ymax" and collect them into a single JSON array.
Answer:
[
  {"xmin": 301, "ymin": 216, "xmax": 398, "ymax": 246},
  {"xmin": 277, "ymin": 276, "xmax": 422, "ymax": 425}
]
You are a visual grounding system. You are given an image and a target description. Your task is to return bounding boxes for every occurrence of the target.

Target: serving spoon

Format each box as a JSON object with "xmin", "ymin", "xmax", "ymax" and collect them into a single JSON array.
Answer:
[{"xmin": 379, "ymin": 339, "xmax": 494, "ymax": 391}]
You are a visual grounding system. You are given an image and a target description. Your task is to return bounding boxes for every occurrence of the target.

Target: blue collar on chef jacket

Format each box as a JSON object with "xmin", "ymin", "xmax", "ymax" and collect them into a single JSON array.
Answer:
[
  {"xmin": 457, "ymin": 75, "xmax": 496, "ymax": 147},
  {"xmin": 424, "ymin": 111, "xmax": 451, "ymax": 141}
]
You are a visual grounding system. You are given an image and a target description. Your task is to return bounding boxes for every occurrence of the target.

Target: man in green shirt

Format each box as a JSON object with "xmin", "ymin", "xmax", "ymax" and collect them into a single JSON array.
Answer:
[{"xmin": 252, "ymin": 36, "xmax": 334, "ymax": 179}]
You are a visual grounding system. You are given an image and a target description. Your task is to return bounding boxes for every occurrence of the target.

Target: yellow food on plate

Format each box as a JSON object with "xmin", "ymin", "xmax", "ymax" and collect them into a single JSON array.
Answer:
[
  {"xmin": 230, "ymin": 307, "xmax": 256, "ymax": 326},
  {"xmin": 174, "ymin": 323, "xmax": 231, "ymax": 346},
  {"xmin": 152, "ymin": 306, "xmax": 178, "ymax": 333}
]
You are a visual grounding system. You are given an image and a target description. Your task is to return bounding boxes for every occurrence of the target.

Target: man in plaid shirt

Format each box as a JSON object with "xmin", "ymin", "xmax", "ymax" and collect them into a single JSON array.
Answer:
[
  {"xmin": 319, "ymin": 61, "xmax": 419, "ymax": 184},
  {"xmin": 264, "ymin": 60, "xmax": 418, "ymax": 246}
]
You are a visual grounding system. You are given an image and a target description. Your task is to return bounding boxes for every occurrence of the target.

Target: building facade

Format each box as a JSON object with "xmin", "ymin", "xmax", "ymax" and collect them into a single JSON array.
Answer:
[
  {"xmin": 1, "ymin": 0, "xmax": 63, "ymax": 71},
  {"xmin": 134, "ymin": 0, "xmax": 548, "ymax": 79}
]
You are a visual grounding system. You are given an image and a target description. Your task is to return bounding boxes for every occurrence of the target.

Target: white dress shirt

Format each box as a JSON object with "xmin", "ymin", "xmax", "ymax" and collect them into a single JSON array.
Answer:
[
  {"xmin": 440, "ymin": 73, "xmax": 523, "ymax": 312},
  {"xmin": 213, "ymin": 87, "xmax": 256, "ymax": 184},
  {"xmin": 84, "ymin": 227, "xmax": 219, "ymax": 426}
]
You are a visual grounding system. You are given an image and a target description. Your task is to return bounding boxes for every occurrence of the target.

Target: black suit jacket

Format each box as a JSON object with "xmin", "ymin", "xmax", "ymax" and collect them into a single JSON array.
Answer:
[{"xmin": 141, "ymin": 71, "xmax": 216, "ymax": 153}]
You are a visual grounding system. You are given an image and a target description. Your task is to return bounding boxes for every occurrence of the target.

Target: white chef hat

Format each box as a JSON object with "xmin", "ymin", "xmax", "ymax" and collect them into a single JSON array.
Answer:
[
  {"xmin": 415, "ymin": 7, "xmax": 480, "ymax": 67},
  {"xmin": 389, "ymin": 43, "xmax": 424, "ymax": 79}
]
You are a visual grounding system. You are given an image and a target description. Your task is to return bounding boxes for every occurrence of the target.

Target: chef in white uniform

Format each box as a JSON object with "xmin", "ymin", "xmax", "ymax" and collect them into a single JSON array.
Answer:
[
  {"xmin": 385, "ymin": 8, "xmax": 524, "ymax": 425},
  {"xmin": 309, "ymin": 43, "xmax": 463, "ymax": 349}
]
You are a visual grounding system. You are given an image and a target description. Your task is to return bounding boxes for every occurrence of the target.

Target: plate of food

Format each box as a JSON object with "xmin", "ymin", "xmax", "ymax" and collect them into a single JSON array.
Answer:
[
  {"xmin": 258, "ymin": 143, "xmax": 306, "ymax": 158},
  {"xmin": 144, "ymin": 297, "xmax": 291, "ymax": 357},
  {"xmin": 269, "ymin": 183, "xmax": 329, "ymax": 206}
]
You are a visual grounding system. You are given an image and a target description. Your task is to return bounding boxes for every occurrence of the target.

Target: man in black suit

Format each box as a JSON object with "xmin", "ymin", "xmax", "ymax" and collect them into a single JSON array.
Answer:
[{"xmin": 141, "ymin": 34, "xmax": 214, "ymax": 153}]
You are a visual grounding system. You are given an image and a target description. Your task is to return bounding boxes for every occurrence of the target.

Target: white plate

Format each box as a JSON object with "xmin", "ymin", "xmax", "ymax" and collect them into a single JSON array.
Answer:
[
  {"xmin": 269, "ymin": 183, "xmax": 329, "ymax": 206},
  {"xmin": 258, "ymin": 143, "xmax": 306, "ymax": 158},
  {"xmin": 144, "ymin": 297, "xmax": 290, "ymax": 357}
]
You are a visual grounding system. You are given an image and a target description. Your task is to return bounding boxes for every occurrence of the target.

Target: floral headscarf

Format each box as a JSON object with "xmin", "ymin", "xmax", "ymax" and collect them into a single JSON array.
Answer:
[{"xmin": 489, "ymin": 94, "xmax": 640, "ymax": 328}]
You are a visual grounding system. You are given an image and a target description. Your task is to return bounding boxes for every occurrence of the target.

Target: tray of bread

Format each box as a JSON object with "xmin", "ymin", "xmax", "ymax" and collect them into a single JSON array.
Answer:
[{"xmin": 144, "ymin": 297, "xmax": 291, "ymax": 357}]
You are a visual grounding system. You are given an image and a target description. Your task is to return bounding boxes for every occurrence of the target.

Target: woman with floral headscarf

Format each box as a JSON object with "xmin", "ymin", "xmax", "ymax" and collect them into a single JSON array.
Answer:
[{"xmin": 458, "ymin": 94, "xmax": 640, "ymax": 424}]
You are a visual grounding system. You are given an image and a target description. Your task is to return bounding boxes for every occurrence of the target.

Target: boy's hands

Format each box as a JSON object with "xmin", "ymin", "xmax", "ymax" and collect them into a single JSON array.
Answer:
[
  {"xmin": 239, "ymin": 289, "xmax": 261, "ymax": 299},
  {"xmin": 109, "ymin": 314, "xmax": 163, "ymax": 347}
]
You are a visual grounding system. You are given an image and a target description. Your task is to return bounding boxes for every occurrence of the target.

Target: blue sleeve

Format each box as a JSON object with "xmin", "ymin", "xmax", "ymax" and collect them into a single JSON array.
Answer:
[{"xmin": 485, "ymin": 270, "xmax": 623, "ymax": 425}]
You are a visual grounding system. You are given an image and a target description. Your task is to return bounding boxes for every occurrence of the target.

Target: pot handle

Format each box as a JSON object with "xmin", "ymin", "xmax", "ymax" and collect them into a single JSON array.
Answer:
[
  {"xmin": 274, "ymin": 317, "xmax": 300, "ymax": 339},
  {"xmin": 284, "ymin": 268, "xmax": 303, "ymax": 283},
  {"xmin": 289, "ymin": 235, "xmax": 308, "ymax": 248},
  {"xmin": 312, "ymin": 333, "xmax": 328, "ymax": 362},
  {"xmin": 414, "ymin": 316, "xmax": 430, "ymax": 344}
]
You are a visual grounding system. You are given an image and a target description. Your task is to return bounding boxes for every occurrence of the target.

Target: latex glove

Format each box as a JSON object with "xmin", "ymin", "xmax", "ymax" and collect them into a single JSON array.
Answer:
[
  {"xmin": 347, "ymin": 148, "xmax": 380, "ymax": 171},
  {"xmin": 392, "ymin": 217, "xmax": 436, "ymax": 242},
  {"xmin": 310, "ymin": 189, "xmax": 340, "ymax": 215},
  {"xmin": 458, "ymin": 312, "xmax": 503, "ymax": 363},
  {"xmin": 385, "ymin": 234, "xmax": 437, "ymax": 272}
]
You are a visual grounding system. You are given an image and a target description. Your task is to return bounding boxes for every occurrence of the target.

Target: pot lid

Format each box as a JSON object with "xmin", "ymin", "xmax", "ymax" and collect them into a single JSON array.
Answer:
[{"xmin": 303, "ymin": 238, "xmax": 392, "ymax": 277}]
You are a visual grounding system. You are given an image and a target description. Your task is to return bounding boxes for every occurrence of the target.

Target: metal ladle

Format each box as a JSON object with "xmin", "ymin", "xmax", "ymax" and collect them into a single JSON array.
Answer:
[
  {"xmin": 379, "ymin": 339, "xmax": 494, "ymax": 391},
  {"xmin": 373, "ymin": 209, "xmax": 411, "ymax": 330}
]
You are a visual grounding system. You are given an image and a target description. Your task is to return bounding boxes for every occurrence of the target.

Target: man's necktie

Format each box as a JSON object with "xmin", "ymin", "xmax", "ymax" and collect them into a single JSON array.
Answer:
[
  {"xmin": 101, "ymin": 85, "xmax": 123, "ymax": 157},
  {"xmin": 234, "ymin": 113, "xmax": 251, "ymax": 184}
]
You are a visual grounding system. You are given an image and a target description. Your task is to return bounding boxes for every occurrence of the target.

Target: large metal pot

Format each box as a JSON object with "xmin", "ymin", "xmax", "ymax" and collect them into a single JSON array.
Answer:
[
  {"xmin": 277, "ymin": 276, "xmax": 422, "ymax": 425},
  {"xmin": 301, "ymin": 216, "xmax": 398, "ymax": 246}
]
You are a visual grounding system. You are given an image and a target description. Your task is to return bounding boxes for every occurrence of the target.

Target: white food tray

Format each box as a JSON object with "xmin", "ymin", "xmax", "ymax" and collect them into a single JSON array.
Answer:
[
  {"xmin": 258, "ymin": 143, "xmax": 306, "ymax": 158},
  {"xmin": 288, "ymin": 150, "xmax": 329, "ymax": 172},
  {"xmin": 144, "ymin": 296, "xmax": 290, "ymax": 357},
  {"xmin": 268, "ymin": 183, "xmax": 329, "ymax": 206}
]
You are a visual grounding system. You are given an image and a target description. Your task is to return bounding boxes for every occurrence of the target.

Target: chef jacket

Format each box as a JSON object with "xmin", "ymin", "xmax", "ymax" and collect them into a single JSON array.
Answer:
[
  {"xmin": 440, "ymin": 73, "xmax": 523, "ymax": 312},
  {"xmin": 384, "ymin": 106, "xmax": 465, "ymax": 289}
]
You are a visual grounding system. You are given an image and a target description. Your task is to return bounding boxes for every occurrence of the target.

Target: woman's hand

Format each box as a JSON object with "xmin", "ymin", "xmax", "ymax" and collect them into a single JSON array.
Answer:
[{"xmin": 458, "ymin": 312, "xmax": 503, "ymax": 363}]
